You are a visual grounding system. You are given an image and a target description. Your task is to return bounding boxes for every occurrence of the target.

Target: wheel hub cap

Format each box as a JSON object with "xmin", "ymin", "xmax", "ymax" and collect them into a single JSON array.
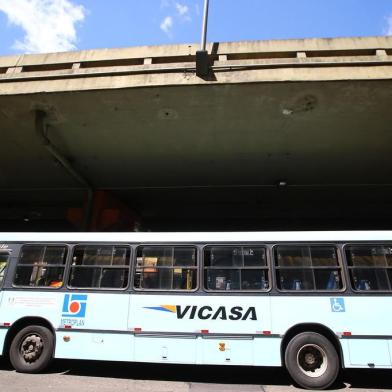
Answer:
[
  {"xmin": 20, "ymin": 335, "xmax": 43, "ymax": 363},
  {"xmin": 304, "ymin": 352, "xmax": 316, "ymax": 365},
  {"xmin": 297, "ymin": 344, "xmax": 328, "ymax": 378}
]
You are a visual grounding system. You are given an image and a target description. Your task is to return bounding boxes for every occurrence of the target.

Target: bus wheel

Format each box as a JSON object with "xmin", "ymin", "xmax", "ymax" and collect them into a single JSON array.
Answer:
[
  {"xmin": 9, "ymin": 325, "xmax": 54, "ymax": 373},
  {"xmin": 284, "ymin": 332, "xmax": 339, "ymax": 390}
]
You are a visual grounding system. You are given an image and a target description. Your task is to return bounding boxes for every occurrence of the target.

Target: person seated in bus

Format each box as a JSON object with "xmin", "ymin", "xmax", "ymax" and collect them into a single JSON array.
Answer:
[
  {"xmin": 326, "ymin": 271, "xmax": 340, "ymax": 290},
  {"xmin": 49, "ymin": 280, "xmax": 63, "ymax": 288},
  {"xmin": 141, "ymin": 273, "xmax": 156, "ymax": 289},
  {"xmin": 357, "ymin": 279, "xmax": 371, "ymax": 290},
  {"xmin": 47, "ymin": 271, "xmax": 64, "ymax": 288}
]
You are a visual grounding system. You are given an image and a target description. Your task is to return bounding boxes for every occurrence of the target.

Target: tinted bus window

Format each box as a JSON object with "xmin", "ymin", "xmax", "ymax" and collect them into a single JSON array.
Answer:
[
  {"xmin": 0, "ymin": 254, "xmax": 8, "ymax": 286},
  {"xmin": 346, "ymin": 245, "xmax": 392, "ymax": 291},
  {"xmin": 204, "ymin": 247, "xmax": 268, "ymax": 291},
  {"xmin": 14, "ymin": 245, "xmax": 67, "ymax": 288},
  {"xmin": 275, "ymin": 246, "xmax": 342, "ymax": 291},
  {"xmin": 134, "ymin": 247, "xmax": 197, "ymax": 290},
  {"xmin": 69, "ymin": 245, "xmax": 130, "ymax": 289}
]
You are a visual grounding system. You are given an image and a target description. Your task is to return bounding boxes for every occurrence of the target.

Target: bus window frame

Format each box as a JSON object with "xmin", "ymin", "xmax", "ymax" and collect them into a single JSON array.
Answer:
[
  {"xmin": 12, "ymin": 243, "xmax": 70, "ymax": 290},
  {"xmin": 273, "ymin": 243, "xmax": 347, "ymax": 294},
  {"xmin": 343, "ymin": 242, "xmax": 392, "ymax": 294},
  {"xmin": 0, "ymin": 251, "xmax": 10, "ymax": 290},
  {"xmin": 66, "ymin": 243, "xmax": 132, "ymax": 292},
  {"xmin": 202, "ymin": 244, "xmax": 272, "ymax": 293},
  {"xmin": 133, "ymin": 244, "xmax": 199, "ymax": 293}
]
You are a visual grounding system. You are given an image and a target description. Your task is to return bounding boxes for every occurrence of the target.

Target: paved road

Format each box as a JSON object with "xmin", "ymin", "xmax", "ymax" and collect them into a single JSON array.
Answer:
[{"xmin": 0, "ymin": 358, "xmax": 391, "ymax": 392}]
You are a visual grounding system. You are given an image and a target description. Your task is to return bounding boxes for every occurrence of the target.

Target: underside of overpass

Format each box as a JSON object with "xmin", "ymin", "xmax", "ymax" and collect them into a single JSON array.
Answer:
[{"xmin": 1, "ymin": 36, "xmax": 392, "ymax": 232}]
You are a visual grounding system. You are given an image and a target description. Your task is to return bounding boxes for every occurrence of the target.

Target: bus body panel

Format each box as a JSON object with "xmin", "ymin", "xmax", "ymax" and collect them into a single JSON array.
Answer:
[
  {"xmin": 272, "ymin": 296, "xmax": 392, "ymax": 368},
  {"xmin": 3, "ymin": 290, "xmax": 391, "ymax": 369},
  {"xmin": 272, "ymin": 296, "xmax": 392, "ymax": 335},
  {"xmin": 0, "ymin": 329, "xmax": 6, "ymax": 354},
  {"xmin": 253, "ymin": 337, "xmax": 281, "ymax": 366},
  {"xmin": 55, "ymin": 331, "xmax": 133, "ymax": 362},
  {"xmin": 129, "ymin": 294, "xmax": 268, "ymax": 334},
  {"xmin": 389, "ymin": 340, "xmax": 392, "ymax": 366},
  {"xmin": 271, "ymin": 296, "xmax": 341, "ymax": 333},
  {"xmin": 0, "ymin": 291, "xmax": 131, "ymax": 360},
  {"xmin": 134, "ymin": 335, "xmax": 197, "ymax": 364},
  {"xmin": 56, "ymin": 291, "xmax": 130, "ymax": 361},
  {"xmin": 0, "ymin": 291, "xmax": 129, "ymax": 330},
  {"xmin": 0, "ymin": 290, "xmax": 61, "ymax": 327},
  {"xmin": 129, "ymin": 294, "xmax": 271, "ymax": 365},
  {"xmin": 340, "ymin": 338, "xmax": 392, "ymax": 368},
  {"xmin": 0, "ymin": 292, "xmax": 4, "ymax": 314},
  {"xmin": 331, "ymin": 297, "xmax": 392, "ymax": 367},
  {"xmin": 343, "ymin": 297, "xmax": 392, "ymax": 366},
  {"xmin": 342, "ymin": 297, "xmax": 392, "ymax": 336},
  {"xmin": 347, "ymin": 339, "xmax": 391, "ymax": 367},
  {"xmin": 201, "ymin": 337, "xmax": 254, "ymax": 365},
  {"xmin": 70, "ymin": 292, "xmax": 129, "ymax": 332}
]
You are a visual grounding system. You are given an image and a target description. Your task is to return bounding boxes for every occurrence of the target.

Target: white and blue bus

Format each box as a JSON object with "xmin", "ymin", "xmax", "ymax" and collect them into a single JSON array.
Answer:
[{"xmin": 0, "ymin": 231, "xmax": 392, "ymax": 389}]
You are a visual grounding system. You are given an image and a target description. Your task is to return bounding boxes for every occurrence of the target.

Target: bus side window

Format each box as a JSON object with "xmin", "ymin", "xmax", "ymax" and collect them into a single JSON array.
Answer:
[
  {"xmin": 275, "ymin": 245, "xmax": 343, "ymax": 291},
  {"xmin": 68, "ymin": 246, "xmax": 130, "ymax": 289},
  {"xmin": 13, "ymin": 245, "xmax": 67, "ymax": 288},
  {"xmin": 346, "ymin": 245, "xmax": 392, "ymax": 291},
  {"xmin": 0, "ymin": 254, "xmax": 9, "ymax": 286},
  {"xmin": 134, "ymin": 246, "xmax": 197, "ymax": 291},
  {"xmin": 204, "ymin": 246, "xmax": 269, "ymax": 291}
]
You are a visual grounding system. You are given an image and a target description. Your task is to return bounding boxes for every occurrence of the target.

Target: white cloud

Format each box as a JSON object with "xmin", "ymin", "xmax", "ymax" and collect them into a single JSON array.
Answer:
[
  {"xmin": 159, "ymin": 1, "xmax": 192, "ymax": 37},
  {"xmin": 176, "ymin": 3, "xmax": 190, "ymax": 21},
  {"xmin": 160, "ymin": 16, "xmax": 173, "ymax": 36},
  {"xmin": 0, "ymin": 0, "xmax": 85, "ymax": 54},
  {"xmin": 386, "ymin": 14, "xmax": 392, "ymax": 35}
]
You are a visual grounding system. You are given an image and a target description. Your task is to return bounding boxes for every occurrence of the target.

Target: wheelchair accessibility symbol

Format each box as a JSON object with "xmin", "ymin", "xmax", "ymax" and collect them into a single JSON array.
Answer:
[{"xmin": 330, "ymin": 298, "xmax": 345, "ymax": 312}]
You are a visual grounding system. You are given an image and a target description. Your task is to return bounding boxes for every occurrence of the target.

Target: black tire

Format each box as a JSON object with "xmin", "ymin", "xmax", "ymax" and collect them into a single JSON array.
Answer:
[
  {"xmin": 9, "ymin": 325, "xmax": 54, "ymax": 373},
  {"xmin": 284, "ymin": 332, "xmax": 339, "ymax": 390}
]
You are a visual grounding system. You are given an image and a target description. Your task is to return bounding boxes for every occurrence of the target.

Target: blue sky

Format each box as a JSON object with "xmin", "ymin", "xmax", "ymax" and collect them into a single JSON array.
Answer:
[{"xmin": 0, "ymin": 0, "xmax": 391, "ymax": 56}]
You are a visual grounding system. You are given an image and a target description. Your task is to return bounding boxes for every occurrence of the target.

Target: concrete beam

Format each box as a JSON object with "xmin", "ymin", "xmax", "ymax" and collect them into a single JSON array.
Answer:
[
  {"xmin": 0, "ymin": 36, "xmax": 391, "ymax": 68},
  {"xmin": 0, "ymin": 64, "xmax": 392, "ymax": 95},
  {"xmin": 0, "ymin": 36, "xmax": 392, "ymax": 96}
]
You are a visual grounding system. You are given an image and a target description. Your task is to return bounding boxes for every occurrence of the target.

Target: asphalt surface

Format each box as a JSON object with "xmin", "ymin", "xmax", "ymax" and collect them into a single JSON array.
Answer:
[{"xmin": 0, "ymin": 357, "xmax": 392, "ymax": 392}]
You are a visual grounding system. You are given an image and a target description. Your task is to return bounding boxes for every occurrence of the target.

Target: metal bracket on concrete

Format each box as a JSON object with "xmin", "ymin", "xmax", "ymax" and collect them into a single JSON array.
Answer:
[
  {"xmin": 196, "ymin": 0, "xmax": 210, "ymax": 77},
  {"xmin": 196, "ymin": 50, "xmax": 210, "ymax": 77}
]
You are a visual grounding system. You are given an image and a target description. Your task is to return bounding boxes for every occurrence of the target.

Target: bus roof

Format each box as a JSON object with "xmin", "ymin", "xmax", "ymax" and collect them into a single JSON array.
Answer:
[{"xmin": 1, "ymin": 231, "xmax": 392, "ymax": 243}]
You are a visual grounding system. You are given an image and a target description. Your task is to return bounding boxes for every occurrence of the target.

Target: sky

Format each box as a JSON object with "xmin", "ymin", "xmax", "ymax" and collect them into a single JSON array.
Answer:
[{"xmin": 0, "ymin": 0, "xmax": 391, "ymax": 56}]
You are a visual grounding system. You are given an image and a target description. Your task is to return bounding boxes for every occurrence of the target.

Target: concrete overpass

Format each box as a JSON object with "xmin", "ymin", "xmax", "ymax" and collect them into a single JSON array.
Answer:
[{"xmin": 0, "ymin": 36, "xmax": 392, "ymax": 231}]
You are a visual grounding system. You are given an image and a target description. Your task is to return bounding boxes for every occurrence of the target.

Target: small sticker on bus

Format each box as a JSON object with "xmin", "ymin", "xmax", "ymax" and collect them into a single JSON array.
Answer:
[{"xmin": 330, "ymin": 298, "xmax": 345, "ymax": 312}]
